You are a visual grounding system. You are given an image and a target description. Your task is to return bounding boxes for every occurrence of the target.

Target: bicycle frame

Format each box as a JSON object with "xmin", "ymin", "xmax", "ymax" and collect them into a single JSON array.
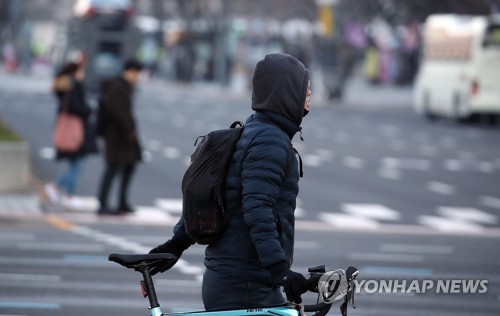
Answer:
[
  {"xmin": 153, "ymin": 305, "xmax": 301, "ymax": 316},
  {"xmin": 140, "ymin": 263, "xmax": 301, "ymax": 316},
  {"xmin": 108, "ymin": 253, "xmax": 356, "ymax": 316}
]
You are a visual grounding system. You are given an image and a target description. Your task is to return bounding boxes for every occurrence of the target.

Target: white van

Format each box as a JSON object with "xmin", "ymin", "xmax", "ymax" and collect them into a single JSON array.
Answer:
[{"xmin": 413, "ymin": 14, "xmax": 500, "ymax": 121}]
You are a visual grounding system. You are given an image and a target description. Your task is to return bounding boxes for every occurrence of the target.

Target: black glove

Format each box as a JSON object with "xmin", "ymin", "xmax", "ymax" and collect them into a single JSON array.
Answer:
[
  {"xmin": 269, "ymin": 262, "xmax": 308, "ymax": 304},
  {"xmin": 148, "ymin": 239, "xmax": 185, "ymax": 275}
]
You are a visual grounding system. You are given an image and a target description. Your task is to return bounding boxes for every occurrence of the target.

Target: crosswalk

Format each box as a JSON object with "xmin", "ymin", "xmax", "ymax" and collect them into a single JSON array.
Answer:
[{"xmin": 29, "ymin": 196, "xmax": 500, "ymax": 236}]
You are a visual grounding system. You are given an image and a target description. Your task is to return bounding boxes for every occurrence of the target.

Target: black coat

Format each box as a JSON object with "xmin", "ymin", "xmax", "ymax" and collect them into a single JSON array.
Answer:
[
  {"xmin": 53, "ymin": 77, "xmax": 94, "ymax": 161},
  {"xmin": 100, "ymin": 77, "xmax": 142, "ymax": 164}
]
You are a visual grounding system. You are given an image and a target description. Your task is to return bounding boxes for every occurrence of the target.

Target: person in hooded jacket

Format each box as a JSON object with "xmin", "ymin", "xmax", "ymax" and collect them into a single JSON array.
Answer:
[
  {"xmin": 149, "ymin": 53, "xmax": 312, "ymax": 310},
  {"xmin": 45, "ymin": 62, "xmax": 93, "ymax": 209}
]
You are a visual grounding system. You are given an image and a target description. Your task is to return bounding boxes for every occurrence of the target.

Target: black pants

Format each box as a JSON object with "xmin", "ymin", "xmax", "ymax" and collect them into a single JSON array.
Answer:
[{"xmin": 97, "ymin": 163, "xmax": 136, "ymax": 208}]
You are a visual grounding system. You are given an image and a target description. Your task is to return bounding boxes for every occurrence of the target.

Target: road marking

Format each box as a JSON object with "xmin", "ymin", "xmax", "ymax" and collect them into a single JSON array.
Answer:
[
  {"xmin": 135, "ymin": 206, "xmax": 175, "ymax": 221},
  {"xmin": 349, "ymin": 253, "xmax": 423, "ymax": 263},
  {"xmin": 48, "ymin": 215, "xmax": 204, "ymax": 277},
  {"xmin": 316, "ymin": 149, "xmax": 334, "ymax": 161},
  {"xmin": 480, "ymin": 196, "xmax": 500, "ymax": 209},
  {"xmin": 378, "ymin": 167, "xmax": 401, "ymax": 180},
  {"xmin": 0, "ymin": 302, "xmax": 60, "ymax": 309},
  {"xmin": 0, "ymin": 273, "xmax": 61, "ymax": 282},
  {"xmin": 438, "ymin": 207, "xmax": 497, "ymax": 224},
  {"xmin": 380, "ymin": 244, "xmax": 454, "ymax": 254},
  {"xmin": 63, "ymin": 255, "xmax": 108, "ymax": 264},
  {"xmin": 361, "ymin": 266, "xmax": 433, "ymax": 277},
  {"xmin": 39, "ymin": 147, "xmax": 55, "ymax": 160},
  {"xmin": 382, "ymin": 157, "xmax": 431, "ymax": 171},
  {"xmin": 146, "ymin": 139, "xmax": 162, "ymax": 151},
  {"xmin": 46, "ymin": 214, "xmax": 76, "ymax": 231},
  {"xmin": 477, "ymin": 162, "xmax": 495, "ymax": 173},
  {"xmin": 16, "ymin": 242, "xmax": 104, "ymax": 252},
  {"xmin": 303, "ymin": 155, "xmax": 322, "ymax": 167},
  {"xmin": 427, "ymin": 181, "xmax": 455, "ymax": 195},
  {"xmin": 319, "ymin": 213, "xmax": 379, "ymax": 230},
  {"xmin": 295, "ymin": 199, "xmax": 305, "ymax": 218},
  {"xmin": 418, "ymin": 215, "xmax": 483, "ymax": 233},
  {"xmin": 163, "ymin": 146, "xmax": 181, "ymax": 159},
  {"xmin": 342, "ymin": 204, "xmax": 400, "ymax": 221},
  {"xmin": 444, "ymin": 159, "xmax": 463, "ymax": 171},
  {"xmin": 343, "ymin": 156, "xmax": 365, "ymax": 169},
  {"xmin": 155, "ymin": 198, "xmax": 183, "ymax": 213},
  {"xmin": 142, "ymin": 150, "xmax": 153, "ymax": 162}
]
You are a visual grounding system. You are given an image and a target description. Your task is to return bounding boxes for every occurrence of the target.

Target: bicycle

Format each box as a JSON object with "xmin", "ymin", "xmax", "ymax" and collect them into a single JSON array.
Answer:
[{"xmin": 108, "ymin": 253, "xmax": 359, "ymax": 316}]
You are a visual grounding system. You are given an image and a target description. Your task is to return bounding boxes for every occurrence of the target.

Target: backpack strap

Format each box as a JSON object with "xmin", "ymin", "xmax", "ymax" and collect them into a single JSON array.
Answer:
[
  {"xmin": 290, "ymin": 145, "xmax": 303, "ymax": 178},
  {"xmin": 230, "ymin": 121, "xmax": 244, "ymax": 128}
]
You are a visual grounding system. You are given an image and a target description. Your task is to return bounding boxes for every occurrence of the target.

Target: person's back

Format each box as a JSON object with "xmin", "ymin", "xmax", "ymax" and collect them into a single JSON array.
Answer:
[{"xmin": 150, "ymin": 53, "xmax": 312, "ymax": 311}]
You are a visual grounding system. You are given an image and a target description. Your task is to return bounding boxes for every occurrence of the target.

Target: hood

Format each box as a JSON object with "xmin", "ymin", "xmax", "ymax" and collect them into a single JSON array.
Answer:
[
  {"xmin": 251, "ymin": 53, "xmax": 310, "ymax": 128},
  {"xmin": 52, "ymin": 75, "xmax": 73, "ymax": 93}
]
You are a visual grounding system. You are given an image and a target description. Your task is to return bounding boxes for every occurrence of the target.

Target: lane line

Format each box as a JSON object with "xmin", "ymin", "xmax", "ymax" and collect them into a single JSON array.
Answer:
[
  {"xmin": 0, "ymin": 273, "xmax": 61, "ymax": 282},
  {"xmin": 155, "ymin": 198, "xmax": 183, "ymax": 213},
  {"xmin": 47, "ymin": 215, "xmax": 204, "ymax": 277},
  {"xmin": 303, "ymin": 155, "xmax": 322, "ymax": 167},
  {"xmin": 480, "ymin": 196, "xmax": 500, "ymax": 209},
  {"xmin": 0, "ymin": 302, "xmax": 60, "ymax": 309},
  {"xmin": 319, "ymin": 213, "xmax": 379, "ymax": 230},
  {"xmin": 46, "ymin": 214, "xmax": 76, "ymax": 231},
  {"xmin": 438, "ymin": 207, "xmax": 497, "ymax": 224},
  {"xmin": 378, "ymin": 167, "xmax": 401, "ymax": 180},
  {"xmin": 342, "ymin": 204, "xmax": 400, "ymax": 221},
  {"xmin": 343, "ymin": 156, "xmax": 365, "ymax": 169},
  {"xmin": 163, "ymin": 146, "xmax": 181, "ymax": 159},
  {"xmin": 16, "ymin": 242, "xmax": 104, "ymax": 252},
  {"xmin": 380, "ymin": 244, "xmax": 454, "ymax": 254},
  {"xmin": 427, "ymin": 181, "xmax": 455, "ymax": 195},
  {"xmin": 349, "ymin": 253, "xmax": 423, "ymax": 263},
  {"xmin": 418, "ymin": 215, "xmax": 483, "ymax": 233}
]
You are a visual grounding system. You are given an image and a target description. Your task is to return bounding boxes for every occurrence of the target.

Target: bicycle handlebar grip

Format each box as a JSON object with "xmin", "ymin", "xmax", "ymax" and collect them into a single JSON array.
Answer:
[{"xmin": 306, "ymin": 273, "xmax": 322, "ymax": 293}]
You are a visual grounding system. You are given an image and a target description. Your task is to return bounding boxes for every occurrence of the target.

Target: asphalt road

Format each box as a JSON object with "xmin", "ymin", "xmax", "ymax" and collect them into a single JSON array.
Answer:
[{"xmin": 0, "ymin": 73, "xmax": 499, "ymax": 316}]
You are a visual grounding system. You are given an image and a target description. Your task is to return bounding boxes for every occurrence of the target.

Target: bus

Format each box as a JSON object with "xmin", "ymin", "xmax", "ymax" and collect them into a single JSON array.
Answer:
[{"xmin": 413, "ymin": 14, "xmax": 500, "ymax": 122}]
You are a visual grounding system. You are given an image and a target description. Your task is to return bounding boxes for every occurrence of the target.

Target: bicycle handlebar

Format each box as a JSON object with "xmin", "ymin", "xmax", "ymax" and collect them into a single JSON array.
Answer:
[{"xmin": 301, "ymin": 266, "xmax": 359, "ymax": 316}]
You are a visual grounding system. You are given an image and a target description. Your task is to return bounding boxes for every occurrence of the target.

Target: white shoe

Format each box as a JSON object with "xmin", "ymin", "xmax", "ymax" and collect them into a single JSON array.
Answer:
[
  {"xmin": 45, "ymin": 183, "xmax": 61, "ymax": 204},
  {"xmin": 61, "ymin": 196, "xmax": 84, "ymax": 211}
]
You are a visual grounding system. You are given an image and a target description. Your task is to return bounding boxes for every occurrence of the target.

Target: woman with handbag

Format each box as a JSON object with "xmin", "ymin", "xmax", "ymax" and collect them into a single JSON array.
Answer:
[{"xmin": 45, "ymin": 62, "xmax": 93, "ymax": 209}]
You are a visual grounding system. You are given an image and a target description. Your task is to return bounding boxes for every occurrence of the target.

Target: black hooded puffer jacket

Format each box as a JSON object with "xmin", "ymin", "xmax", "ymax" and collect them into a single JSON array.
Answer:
[{"xmin": 204, "ymin": 53, "xmax": 310, "ymax": 284}]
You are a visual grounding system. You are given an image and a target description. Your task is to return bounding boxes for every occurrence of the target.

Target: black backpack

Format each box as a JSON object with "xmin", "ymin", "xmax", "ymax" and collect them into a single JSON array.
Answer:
[{"xmin": 182, "ymin": 121, "xmax": 244, "ymax": 244}]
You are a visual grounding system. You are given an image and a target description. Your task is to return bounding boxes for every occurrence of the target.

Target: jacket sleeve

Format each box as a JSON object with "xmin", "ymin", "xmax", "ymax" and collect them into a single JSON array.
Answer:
[
  {"xmin": 106, "ymin": 86, "xmax": 136, "ymax": 137},
  {"xmin": 241, "ymin": 129, "xmax": 289, "ymax": 268},
  {"xmin": 68, "ymin": 83, "xmax": 92, "ymax": 118}
]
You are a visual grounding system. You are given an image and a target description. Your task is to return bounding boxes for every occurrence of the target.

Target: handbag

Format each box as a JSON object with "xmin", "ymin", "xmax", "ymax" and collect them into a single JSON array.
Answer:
[{"xmin": 53, "ymin": 92, "xmax": 84, "ymax": 152}]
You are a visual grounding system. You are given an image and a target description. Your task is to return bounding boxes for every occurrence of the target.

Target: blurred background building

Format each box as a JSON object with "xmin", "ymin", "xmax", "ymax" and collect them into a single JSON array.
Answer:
[{"xmin": 1, "ymin": 0, "xmax": 500, "ymax": 98}]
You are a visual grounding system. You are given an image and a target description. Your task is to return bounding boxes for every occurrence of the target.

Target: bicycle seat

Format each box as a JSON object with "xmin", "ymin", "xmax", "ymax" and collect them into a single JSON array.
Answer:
[{"xmin": 108, "ymin": 253, "xmax": 178, "ymax": 270}]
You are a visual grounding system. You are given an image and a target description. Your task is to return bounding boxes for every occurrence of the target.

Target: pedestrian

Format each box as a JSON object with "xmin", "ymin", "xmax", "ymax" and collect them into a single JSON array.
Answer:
[
  {"xmin": 149, "ymin": 53, "xmax": 312, "ymax": 310},
  {"xmin": 45, "ymin": 62, "xmax": 93, "ymax": 209},
  {"xmin": 96, "ymin": 59, "xmax": 144, "ymax": 215}
]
